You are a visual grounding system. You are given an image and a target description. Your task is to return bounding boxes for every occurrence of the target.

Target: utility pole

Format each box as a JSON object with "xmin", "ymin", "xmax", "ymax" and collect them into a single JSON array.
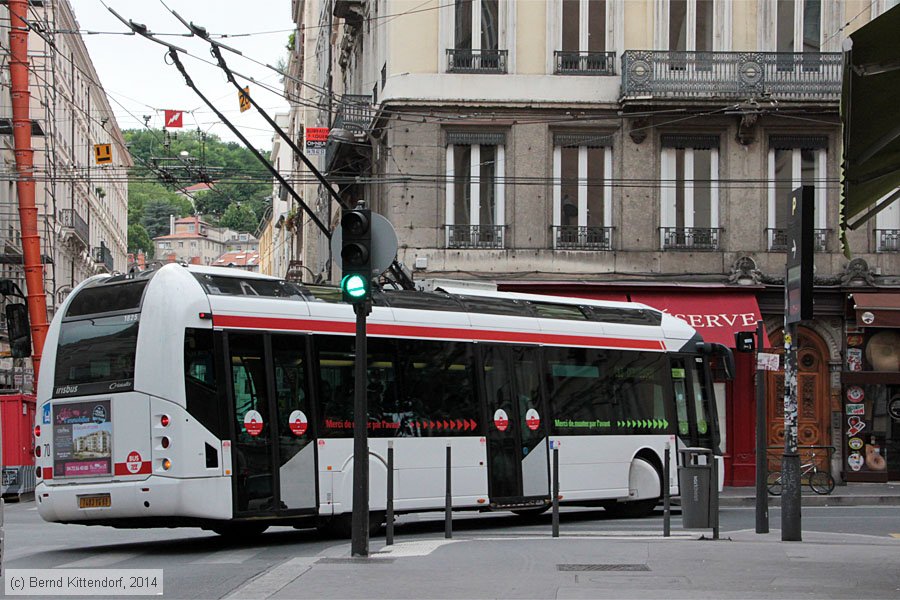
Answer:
[{"xmin": 755, "ymin": 319, "xmax": 768, "ymax": 534}]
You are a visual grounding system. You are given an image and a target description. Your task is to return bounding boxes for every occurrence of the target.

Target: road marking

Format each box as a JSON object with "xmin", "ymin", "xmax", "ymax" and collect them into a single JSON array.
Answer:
[
  {"xmin": 56, "ymin": 552, "xmax": 142, "ymax": 568},
  {"xmin": 192, "ymin": 547, "xmax": 265, "ymax": 564},
  {"xmin": 224, "ymin": 557, "xmax": 316, "ymax": 599}
]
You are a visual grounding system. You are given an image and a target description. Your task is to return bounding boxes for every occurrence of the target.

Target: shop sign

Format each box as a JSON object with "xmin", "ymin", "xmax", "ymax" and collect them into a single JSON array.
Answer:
[
  {"xmin": 848, "ymin": 437, "xmax": 863, "ymax": 451},
  {"xmin": 846, "ymin": 386, "xmax": 865, "ymax": 402},
  {"xmin": 889, "ymin": 398, "xmax": 900, "ymax": 421},
  {"xmin": 861, "ymin": 311, "xmax": 875, "ymax": 325},
  {"xmin": 847, "ymin": 452, "xmax": 864, "ymax": 471},
  {"xmin": 846, "ymin": 333, "xmax": 864, "ymax": 347},
  {"xmin": 845, "ymin": 403, "xmax": 865, "ymax": 416},
  {"xmin": 846, "ymin": 348, "xmax": 863, "ymax": 372},
  {"xmin": 847, "ymin": 416, "xmax": 866, "ymax": 436}
]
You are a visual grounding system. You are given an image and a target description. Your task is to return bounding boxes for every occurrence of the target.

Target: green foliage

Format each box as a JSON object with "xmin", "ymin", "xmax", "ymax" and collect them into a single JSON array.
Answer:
[
  {"xmin": 125, "ymin": 129, "xmax": 271, "ymax": 235},
  {"xmin": 127, "ymin": 223, "xmax": 154, "ymax": 259},
  {"xmin": 220, "ymin": 203, "xmax": 259, "ymax": 233}
]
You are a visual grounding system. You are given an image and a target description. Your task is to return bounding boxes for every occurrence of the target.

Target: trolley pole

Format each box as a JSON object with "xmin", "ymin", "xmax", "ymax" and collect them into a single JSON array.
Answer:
[
  {"xmin": 351, "ymin": 300, "xmax": 371, "ymax": 557},
  {"xmin": 781, "ymin": 321, "xmax": 801, "ymax": 541},
  {"xmin": 755, "ymin": 320, "xmax": 769, "ymax": 534}
]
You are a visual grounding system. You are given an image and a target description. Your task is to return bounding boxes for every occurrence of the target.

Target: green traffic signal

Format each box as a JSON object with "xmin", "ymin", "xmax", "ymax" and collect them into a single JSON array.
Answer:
[{"xmin": 341, "ymin": 273, "xmax": 369, "ymax": 302}]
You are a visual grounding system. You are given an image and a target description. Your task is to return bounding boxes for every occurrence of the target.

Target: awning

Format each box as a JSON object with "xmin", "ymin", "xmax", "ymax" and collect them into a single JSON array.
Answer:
[
  {"xmin": 840, "ymin": 4, "xmax": 900, "ymax": 244},
  {"xmin": 630, "ymin": 292, "xmax": 770, "ymax": 348},
  {"xmin": 852, "ymin": 293, "xmax": 900, "ymax": 328}
]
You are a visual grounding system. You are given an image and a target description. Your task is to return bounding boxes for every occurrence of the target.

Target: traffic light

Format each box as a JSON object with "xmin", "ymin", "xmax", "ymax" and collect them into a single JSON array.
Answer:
[{"xmin": 340, "ymin": 208, "xmax": 372, "ymax": 303}]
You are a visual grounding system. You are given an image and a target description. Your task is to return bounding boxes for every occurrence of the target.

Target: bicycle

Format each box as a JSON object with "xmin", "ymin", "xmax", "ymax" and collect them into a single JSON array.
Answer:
[{"xmin": 767, "ymin": 453, "xmax": 835, "ymax": 496}]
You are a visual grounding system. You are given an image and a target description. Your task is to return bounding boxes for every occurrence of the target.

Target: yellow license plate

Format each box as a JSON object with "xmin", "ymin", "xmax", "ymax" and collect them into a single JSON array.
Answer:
[{"xmin": 78, "ymin": 494, "xmax": 111, "ymax": 508}]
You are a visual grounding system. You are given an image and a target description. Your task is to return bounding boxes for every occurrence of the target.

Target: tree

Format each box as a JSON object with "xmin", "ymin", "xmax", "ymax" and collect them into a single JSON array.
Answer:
[
  {"xmin": 141, "ymin": 197, "xmax": 191, "ymax": 240},
  {"xmin": 127, "ymin": 223, "xmax": 154, "ymax": 259},
  {"xmin": 219, "ymin": 203, "xmax": 259, "ymax": 233}
]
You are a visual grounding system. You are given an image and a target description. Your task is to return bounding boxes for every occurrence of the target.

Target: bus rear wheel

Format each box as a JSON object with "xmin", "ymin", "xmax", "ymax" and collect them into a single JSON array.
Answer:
[{"xmin": 211, "ymin": 522, "xmax": 269, "ymax": 538}]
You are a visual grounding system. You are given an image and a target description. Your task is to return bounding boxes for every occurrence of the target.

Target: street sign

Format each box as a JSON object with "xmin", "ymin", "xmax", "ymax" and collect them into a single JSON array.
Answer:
[
  {"xmin": 93, "ymin": 144, "xmax": 112, "ymax": 165},
  {"xmin": 239, "ymin": 86, "xmax": 251, "ymax": 113},
  {"xmin": 331, "ymin": 211, "xmax": 398, "ymax": 277},
  {"xmin": 785, "ymin": 185, "xmax": 814, "ymax": 324}
]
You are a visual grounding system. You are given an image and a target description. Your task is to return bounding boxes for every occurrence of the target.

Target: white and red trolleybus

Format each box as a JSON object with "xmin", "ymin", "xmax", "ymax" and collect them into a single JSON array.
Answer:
[{"xmin": 33, "ymin": 264, "xmax": 730, "ymax": 536}]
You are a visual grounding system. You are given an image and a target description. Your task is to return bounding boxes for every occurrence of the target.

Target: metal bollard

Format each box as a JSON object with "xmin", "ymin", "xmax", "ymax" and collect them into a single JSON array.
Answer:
[
  {"xmin": 445, "ymin": 442, "xmax": 452, "ymax": 539},
  {"xmin": 711, "ymin": 453, "xmax": 720, "ymax": 540},
  {"xmin": 552, "ymin": 444, "xmax": 559, "ymax": 538},
  {"xmin": 663, "ymin": 443, "xmax": 671, "ymax": 537},
  {"xmin": 386, "ymin": 441, "xmax": 394, "ymax": 546}
]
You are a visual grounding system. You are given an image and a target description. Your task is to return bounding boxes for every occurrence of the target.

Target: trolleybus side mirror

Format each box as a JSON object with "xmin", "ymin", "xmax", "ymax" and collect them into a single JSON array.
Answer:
[
  {"xmin": 696, "ymin": 342, "xmax": 735, "ymax": 381},
  {"xmin": 6, "ymin": 303, "xmax": 32, "ymax": 358}
]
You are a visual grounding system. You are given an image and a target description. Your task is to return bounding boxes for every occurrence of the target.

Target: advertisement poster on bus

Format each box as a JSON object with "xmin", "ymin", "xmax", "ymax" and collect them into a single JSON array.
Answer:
[{"xmin": 53, "ymin": 400, "xmax": 112, "ymax": 477}]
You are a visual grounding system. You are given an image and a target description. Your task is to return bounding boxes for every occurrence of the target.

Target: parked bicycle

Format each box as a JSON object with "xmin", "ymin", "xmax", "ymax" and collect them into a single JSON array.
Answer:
[{"xmin": 767, "ymin": 452, "xmax": 835, "ymax": 495}]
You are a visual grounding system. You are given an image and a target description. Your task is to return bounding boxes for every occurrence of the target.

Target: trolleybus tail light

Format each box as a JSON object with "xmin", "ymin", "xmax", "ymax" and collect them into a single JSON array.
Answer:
[
  {"xmin": 160, "ymin": 415, "xmax": 170, "ymax": 427},
  {"xmin": 198, "ymin": 312, "xmax": 212, "ymax": 320},
  {"xmin": 35, "ymin": 445, "xmax": 40, "ymax": 457},
  {"xmin": 162, "ymin": 458, "xmax": 172, "ymax": 471},
  {"xmin": 34, "ymin": 425, "xmax": 40, "ymax": 438},
  {"xmin": 161, "ymin": 436, "xmax": 170, "ymax": 449}
]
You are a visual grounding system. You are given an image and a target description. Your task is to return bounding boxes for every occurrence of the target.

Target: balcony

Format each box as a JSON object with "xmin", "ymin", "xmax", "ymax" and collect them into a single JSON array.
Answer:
[
  {"xmin": 621, "ymin": 51, "xmax": 841, "ymax": 102},
  {"xmin": 446, "ymin": 224, "xmax": 506, "ymax": 249},
  {"xmin": 767, "ymin": 228, "xmax": 829, "ymax": 252},
  {"xmin": 661, "ymin": 227, "xmax": 721, "ymax": 250},
  {"xmin": 552, "ymin": 226, "xmax": 614, "ymax": 250},
  {"xmin": 554, "ymin": 51, "xmax": 617, "ymax": 76},
  {"xmin": 876, "ymin": 229, "xmax": 900, "ymax": 252},
  {"xmin": 325, "ymin": 94, "xmax": 374, "ymax": 175},
  {"xmin": 446, "ymin": 49, "xmax": 508, "ymax": 74},
  {"xmin": 59, "ymin": 208, "xmax": 88, "ymax": 248},
  {"xmin": 92, "ymin": 243, "xmax": 114, "ymax": 272}
]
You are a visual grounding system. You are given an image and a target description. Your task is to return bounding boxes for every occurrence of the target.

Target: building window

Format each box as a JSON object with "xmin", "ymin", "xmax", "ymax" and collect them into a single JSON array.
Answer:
[
  {"xmin": 874, "ymin": 190, "xmax": 899, "ymax": 252},
  {"xmin": 188, "ymin": 224, "xmax": 195, "ymax": 232},
  {"xmin": 552, "ymin": 134, "xmax": 612, "ymax": 250},
  {"xmin": 669, "ymin": 0, "xmax": 714, "ymax": 52},
  {"xmin": 445, "ymin": 132, "xmax": 506, "ymax": 249},
  {"xmin": 777, "ymin": 0, "xmax": 820, "ymax": 53},
  {"xmin": 448, "ymin": 0, "xmax": 507, "ymax": 73},
  {"xmin": 555, "ymin": 0, "xmax": 614, "ymax": 75},
  {"xmin": 767, "ymin": 137, "xmax": 828, "ymax": 251},
  {"xmin": 660, "ymin": 135, "xmax": 720, "ymax": 250}
]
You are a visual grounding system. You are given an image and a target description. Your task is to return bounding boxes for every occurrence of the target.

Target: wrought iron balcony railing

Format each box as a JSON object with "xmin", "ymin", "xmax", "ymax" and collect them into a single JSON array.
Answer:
[
  {"xmin": 325, "ymin": 94, "xmax": 374, "ymax": 172},
  {"xmin": 92, "ymin": 243, "xmax": 114, "ymax": 272},
  {"xmin": 621, "ymin": 51, "xmax": 841, "ymax": 101},
  {"xmin": 552, "ymin": 226, "xmax": 614, "ymax": 250},
  {"xmin": 661, "ymin": 227, "xmax": 721, "ymax": 250},
  {"xmin": 876, "ymin": 229, "xmax": 900, "ymax": 252},
  {"xmin": 554, "ymin": 51, "xmax": 617, "ymax": 76},
  {"xmin": 446, "ymin": 224, "xmax": 506, "ymax": 249},
  {"xmin": 768, "ymin": 228, "xmax": 829, "ymax": 252},
  {"xmin": 446, "ymin": 49, "xmax": 508, "ymax": 74},
  {"xmin": 59, "ymin": 208, "xmax": 88, "ymax": 247}
]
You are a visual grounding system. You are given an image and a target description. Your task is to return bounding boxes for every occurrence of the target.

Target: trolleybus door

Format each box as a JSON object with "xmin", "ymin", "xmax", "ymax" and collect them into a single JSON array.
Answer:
[
  {"xmin": 480, "ymin": 345, "xmax": 550, "ymax": 505},
  {"xmin": 670, "ymin": 355, "xmax": 720, "ymax": 453},
  {"xmin": 227, "ymin": 332, "xmax": 317, "ymax": 517}
]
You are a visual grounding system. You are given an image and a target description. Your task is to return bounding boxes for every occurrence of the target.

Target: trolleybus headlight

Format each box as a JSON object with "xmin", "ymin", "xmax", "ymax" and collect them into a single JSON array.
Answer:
[
  {"xmin": 162, "ymin": 458, "xmax": 171, "ymax": 471},
  {"xmin": 34, "ymin": 425, "xmax": 40, "ymax": 438},
  {"xmin": 160, "ymin": 415, "xmax": 170, "ymax": 427},
  {"xmin": 161, "ymin": 436, "xmax": 170, "ymax": 449}
]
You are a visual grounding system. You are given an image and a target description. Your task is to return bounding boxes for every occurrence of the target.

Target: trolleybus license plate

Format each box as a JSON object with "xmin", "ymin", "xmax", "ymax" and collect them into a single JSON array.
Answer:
[{"xmin": 78, "ymin": 494, "xmax": 111, "ymax": 508}]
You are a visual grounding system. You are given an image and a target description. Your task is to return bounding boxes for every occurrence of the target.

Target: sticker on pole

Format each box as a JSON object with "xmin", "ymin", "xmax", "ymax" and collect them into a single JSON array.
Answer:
[
  {"xmin": 493, "ymin": 409, "xmax": 509, "ymax": 432},
  {"xmin": 244, "ymin": 410, "xmax": 264, "ymax": 437},
  {"xmin": 288, "ymin": 410, "xmax": 308, "ymax": 436},
  {"xmin": 126, "ymin": 451, "xmax": 143, "ymax": 474},
  {"xmin": 525, "ymin": 408, "xmax": 541, "ymax": 431}
]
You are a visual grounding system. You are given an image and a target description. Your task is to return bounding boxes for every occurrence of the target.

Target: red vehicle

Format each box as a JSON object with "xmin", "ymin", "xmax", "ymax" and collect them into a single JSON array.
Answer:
[{"xmin": 2, "ymin": 393, "xmax": 36, "ymax": 498}]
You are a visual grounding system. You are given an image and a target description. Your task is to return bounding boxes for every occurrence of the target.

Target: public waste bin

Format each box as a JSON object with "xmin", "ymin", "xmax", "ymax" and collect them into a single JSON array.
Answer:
[{"xmin": 678, "ymin": 447, "xmax": 713, "ymax": 529}]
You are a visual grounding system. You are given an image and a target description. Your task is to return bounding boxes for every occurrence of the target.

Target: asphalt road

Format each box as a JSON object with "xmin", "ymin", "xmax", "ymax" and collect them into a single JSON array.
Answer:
[{"xmin": 2, "ymin": 501, "xmax": 899, "ymax": 598}]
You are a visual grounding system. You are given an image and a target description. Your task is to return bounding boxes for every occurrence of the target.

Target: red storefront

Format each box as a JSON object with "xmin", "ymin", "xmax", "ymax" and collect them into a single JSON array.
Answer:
[{"xmin": 498, "ymin": 282, "xmax": 768, "ymax": 486}]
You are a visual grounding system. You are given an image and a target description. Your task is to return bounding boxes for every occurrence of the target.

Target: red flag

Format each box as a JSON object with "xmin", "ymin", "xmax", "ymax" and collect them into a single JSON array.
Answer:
[{"xmin": 164, "ymin": 110, "xmax": 183, "ymax": 128}]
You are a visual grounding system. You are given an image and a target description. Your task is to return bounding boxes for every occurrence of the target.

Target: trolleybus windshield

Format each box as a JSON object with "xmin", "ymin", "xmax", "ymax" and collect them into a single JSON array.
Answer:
[{"xmin": 54, "ymin": 314, "xmax": 139, "ymax": 397}]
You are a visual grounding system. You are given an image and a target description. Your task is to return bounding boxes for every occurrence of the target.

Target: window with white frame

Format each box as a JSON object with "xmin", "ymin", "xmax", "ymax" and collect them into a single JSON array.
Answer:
[
  {"xmin": 669, "ymin": 0, "xmax": 714, "ymax": 52},
  {"xmin": 660, "ymin": 135, "xmax": 720, "ymax": 250},
  {"xmin": 555, "ymin": 0, "xmax": 613, "ymax": 74},
  {"xmin": 447, "ymin": 0, "xmax": 507, "ymax": 73},
  {"xmin": 552, "ymin": 133, "xmax": 612, "ymax": 250},
  {"xmin": 445, "ymin": 132, "xmax": 506, "ymax": 249},
  {"xmin": 767, "ymin": 136, "xmax": 828, "ymax": 251},
  {"xmin": 776, "ymin": 0, "xmax": 820, "ymax": 53},
  {"xmin": 874, "ymin": 189, "xmax": 900, "ymax": 252}
]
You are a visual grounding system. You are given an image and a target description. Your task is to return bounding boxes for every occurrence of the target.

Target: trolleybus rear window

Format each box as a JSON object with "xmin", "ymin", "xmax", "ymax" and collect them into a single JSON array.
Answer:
[
  {"xmin": 66, "ymin": 280, "xmax": 148, "ymax": 317},
  {"xmin": 54, "ymin": 314, "xmax": 139, "ymax": 397}
]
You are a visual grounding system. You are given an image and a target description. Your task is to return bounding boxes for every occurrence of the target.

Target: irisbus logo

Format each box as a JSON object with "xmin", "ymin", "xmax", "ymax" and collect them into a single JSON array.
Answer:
[{"xmin": 55, "ymin": 385, "xmax": 79, "ymax": 395}]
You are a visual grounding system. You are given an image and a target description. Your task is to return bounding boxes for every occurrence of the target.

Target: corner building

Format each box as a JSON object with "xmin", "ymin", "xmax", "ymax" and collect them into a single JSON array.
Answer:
[{"xmin": 290, "ymin": 0, "xmax": 900, "ymax": 485}]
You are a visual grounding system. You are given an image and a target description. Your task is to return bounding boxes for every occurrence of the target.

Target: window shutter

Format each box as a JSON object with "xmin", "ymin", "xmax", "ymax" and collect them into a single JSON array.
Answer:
[{"xmin": 660, "ymin": 134, "xmax": 720, "ymax": 149}]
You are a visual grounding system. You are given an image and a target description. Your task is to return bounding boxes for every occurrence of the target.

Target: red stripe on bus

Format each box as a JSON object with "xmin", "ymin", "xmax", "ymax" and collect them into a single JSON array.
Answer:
[
  {"xmin": 43, "ymin": 467, "xmax": 52, "ymax": 479},
  {"xmin": 211, "ymin": 314, "xmax": 666, "ymax": 351},
  {"xmin": 113, "ymin": 462, "xmax": 152, "ymax": 476}
]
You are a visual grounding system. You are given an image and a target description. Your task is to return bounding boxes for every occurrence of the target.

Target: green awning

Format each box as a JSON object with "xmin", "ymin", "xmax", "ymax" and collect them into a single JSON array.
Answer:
[{"xmin": 841, "ymin": 4, "xmax": 900, "ymax": 255}]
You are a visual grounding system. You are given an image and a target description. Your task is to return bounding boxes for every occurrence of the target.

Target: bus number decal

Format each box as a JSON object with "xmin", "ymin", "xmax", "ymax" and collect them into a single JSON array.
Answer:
[{"xmin": 244, "ymin": 410, "xmax": 264, "ymax": 437}]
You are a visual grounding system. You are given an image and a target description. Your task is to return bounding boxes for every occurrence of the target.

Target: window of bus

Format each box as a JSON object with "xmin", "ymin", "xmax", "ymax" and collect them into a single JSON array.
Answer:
[
  {"xmin": 546, "ymin": 347, "xmax": 673, "ymax": 435},
  {"xmin": 54, "ymin": 314, "xmax": 139, "ymax": 396},
  {"xmin": 690, "ymin": 356, "xmax": 717, "ymax": 450},
  {"xmin": 184, "ymin": 329, "xmax": 225, "ymax": 438},
  {"xmin": 671, "ymin": 361, "xmax": 692, "ymax": 437}
]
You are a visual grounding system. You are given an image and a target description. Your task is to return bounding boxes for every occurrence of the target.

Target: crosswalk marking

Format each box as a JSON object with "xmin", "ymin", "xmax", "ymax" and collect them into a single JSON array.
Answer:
[
  {"xmin": 225, "ymin": 557, "xmax": 316, "ymax": 599},
  {"xmin": 192, "ymin": 547, "xmax": 264, "ymax": 564},
  {"xmin": 56, "ymin": 552, "xmax": 141, "ymax": 569}
]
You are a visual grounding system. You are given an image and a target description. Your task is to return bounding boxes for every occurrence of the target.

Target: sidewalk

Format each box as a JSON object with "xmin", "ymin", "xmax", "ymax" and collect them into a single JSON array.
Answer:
[
  {"xmin": 720, "ymin": 481, "xmax": 900, "ymax": 507},
  {"xmin": 255, "ymin": 528, "xmax": 900, "ymax": 600}
]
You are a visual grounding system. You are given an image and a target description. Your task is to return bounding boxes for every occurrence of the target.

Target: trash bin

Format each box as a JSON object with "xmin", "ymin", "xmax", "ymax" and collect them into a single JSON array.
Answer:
[{"xmin": 678, "ymin": 447, "xmax": 713, "ymax": 529}]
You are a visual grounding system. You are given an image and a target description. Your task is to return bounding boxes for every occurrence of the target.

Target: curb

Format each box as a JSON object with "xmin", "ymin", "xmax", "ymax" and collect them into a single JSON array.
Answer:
[{"xmin": 719, "ymin": 495, "xmax": 900, "ymax": 507}]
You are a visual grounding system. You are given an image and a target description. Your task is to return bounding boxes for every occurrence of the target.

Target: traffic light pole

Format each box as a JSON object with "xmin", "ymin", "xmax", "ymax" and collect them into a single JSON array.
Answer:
[{"xmin": 351, "ymin": 300, "xmax": 371, "ymax": 557}]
